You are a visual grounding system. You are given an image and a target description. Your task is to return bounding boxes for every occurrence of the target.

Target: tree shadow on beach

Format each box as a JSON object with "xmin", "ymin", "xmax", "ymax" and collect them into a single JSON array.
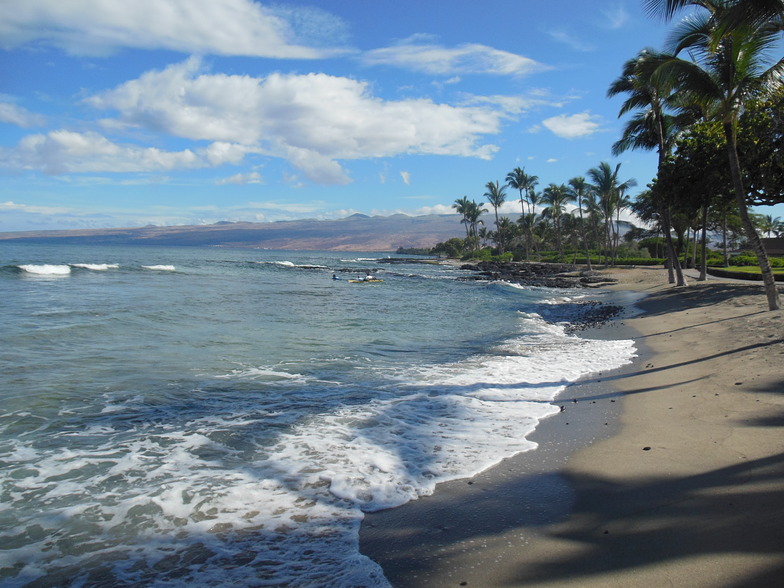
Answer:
[
  {"xmin": 503, "ymin": 451, "xmax": 784, "ymax": 587},
  {"xmin": 635, "ymin": 281, "xmax": 782, "ymax": 318},
  {"xmin": 362, "ymin": 451, "xmax": 784, "ymax": 587}
]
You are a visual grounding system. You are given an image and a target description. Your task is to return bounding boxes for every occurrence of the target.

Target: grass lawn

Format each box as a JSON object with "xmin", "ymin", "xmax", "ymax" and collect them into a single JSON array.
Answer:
[{"xmin": 719, "ymin": 265, "xmax": 784, "ymax": 275}]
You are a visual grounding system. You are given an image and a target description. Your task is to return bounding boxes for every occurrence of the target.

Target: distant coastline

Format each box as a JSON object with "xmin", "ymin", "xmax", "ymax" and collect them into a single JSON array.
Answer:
[{"xmin": 0, "ymin": 213, "xmax": 480, "ymax": 252}]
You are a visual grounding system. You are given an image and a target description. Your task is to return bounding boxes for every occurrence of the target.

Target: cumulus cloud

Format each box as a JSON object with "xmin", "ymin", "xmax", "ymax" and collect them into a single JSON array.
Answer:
[
  {"xmin": 0, "ymin": 102, "xmax": 46, "ymax": 127},
  {"xmin": 0, "ymin": 0, "xmax": 346, "ymax": 58},
  {"xmin": 400, "ymin": 171, "xmax": 411, "ymax": 185},
  {"xmin": 0, "ymin": 129, "xmax": 251, "ymax": 174},
  {"xmin": 83, "ymin": 58, "xmax": 504, "ymax": 183},
  {"xmin": 363, "ymin": 36, "xmax": 546, "ymax": 76},
  {"xmin": 542, "ymin": 111, "xmax": 602, "ymax": 139}
]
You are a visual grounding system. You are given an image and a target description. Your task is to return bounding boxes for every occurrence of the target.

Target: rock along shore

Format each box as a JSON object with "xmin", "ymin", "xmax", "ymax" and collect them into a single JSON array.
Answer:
[{"xmin": 458, "ymin": 260, "xmax": 619, "ymax": 289}]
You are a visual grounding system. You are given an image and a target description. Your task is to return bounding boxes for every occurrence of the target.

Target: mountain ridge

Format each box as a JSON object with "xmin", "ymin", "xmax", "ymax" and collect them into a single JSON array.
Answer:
[{"xmin": 0, "ymin": 213, "xmax": 471, "ymax": 251}]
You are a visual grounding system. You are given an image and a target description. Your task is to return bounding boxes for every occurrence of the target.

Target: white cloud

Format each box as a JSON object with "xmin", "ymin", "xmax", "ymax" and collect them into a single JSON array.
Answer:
[
  {"xmin": 542, "ymin": 111, "xmax": 602, "ymax": 139},
  {"xmin": 400, "ymin": 171, "xmax": 411, "ymax": 185},
  {"xmin": 546, "ymin": 29, "xmax": 596, "ymax": 52},
  {"xmin": 0, "ymin": 129, "xmax": 251, "ymax": 174},
  {"xmin": 0, "ymin": 102, "xmax": 46, "ymax": 127},
  {"xmin": 84, "ymin": 58, "xmax": 505, "ymax": 183},
  {"xmin": 0, "ymin": 0, "xmax": 346, "ymax": 58},
  {"xmin": 602, "ymin": 3, "xmax": 631, "ymax": 29},
  {"xmin": 363, "ymin": 37, "xmax": 546, "ymax": 76},
  {"xmin": 216, "ymin": 172, "xmax": 263, "ymax": 185},
  {"xmin": 414, "ymin": 204, "xmax": 457, "ymax": 216},
  {"xmin": 1, "ymin": 200, "xmax": 71, "ymax": 214},
  {"xmin": 463, "ymin": 93, "xmax": 560, "ymax": 115}
]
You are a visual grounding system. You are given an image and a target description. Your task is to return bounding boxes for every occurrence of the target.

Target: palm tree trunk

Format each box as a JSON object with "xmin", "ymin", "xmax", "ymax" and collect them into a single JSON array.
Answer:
[
  {"xmin": 723, "ymin": 121, "xmax": 780, "ymax": 310},
  {"xmin": 699, "ymin": 203, "xmax": 708, "ymax": 281},
  {"xmin": 578, "ymin": 197, "xmax": 592, "ymax": 271},
  {"xmin": 663, "ymin": 209, "xmax": 687, "ymax": 286}
]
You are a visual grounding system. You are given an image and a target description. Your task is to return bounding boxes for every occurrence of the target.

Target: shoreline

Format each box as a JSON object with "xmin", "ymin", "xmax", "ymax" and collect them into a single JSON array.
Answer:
[{"xmin": 360, "ymin": 267, "xmax": 784, "ymax": 587}]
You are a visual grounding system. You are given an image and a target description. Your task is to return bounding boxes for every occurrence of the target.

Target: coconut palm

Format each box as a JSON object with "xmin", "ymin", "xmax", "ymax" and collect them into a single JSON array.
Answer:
[
  {"xmin": 757, "ymin": 214, "xmax": 782, "ymax": 237},
  {"xmin": 644, "ymin": 0, "xmax": 784, "ymax": 29},
  {"xmin": 465, "ymin": 199, "xmax": 487, "ymax": 249},
  {"xmin": 587, "ymin": 162, "xmax": 636, "ymax": 267},
  {"xmin": 541, "ymin": 183, "xmax": 575, "ymax": 259},
  {"xmin": 484, "ymin": 180, "xmax": 508, "ymax": 252},
  {"xmin": 452, "ymin": 196, "xmax": 473, "ymax": 243},
  {"xmin": 608, "ymin": 47, "xmax": 691, "ymax": 285},
  {"xmin": 656, "ymin": 0, "xmax": 782, "ymax": 309},
  {"xmin": 506, "ymin": 167, "xmax": 539, "ymax": 260},
  {"xmin": 567, "ymin": 176, "xmax": 594, "ymax": 270}
]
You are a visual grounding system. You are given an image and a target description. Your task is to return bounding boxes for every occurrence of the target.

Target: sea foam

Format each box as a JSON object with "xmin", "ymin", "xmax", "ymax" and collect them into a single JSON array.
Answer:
[{"xmin": 17, "ymin": 264, "xmax": 71, "ymax": 276}]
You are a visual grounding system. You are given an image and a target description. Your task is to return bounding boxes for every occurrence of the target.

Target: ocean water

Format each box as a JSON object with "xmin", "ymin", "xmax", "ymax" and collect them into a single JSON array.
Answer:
[{"xmin": 0, "ymin": 243, "xmax": 636, "ymax": 587}]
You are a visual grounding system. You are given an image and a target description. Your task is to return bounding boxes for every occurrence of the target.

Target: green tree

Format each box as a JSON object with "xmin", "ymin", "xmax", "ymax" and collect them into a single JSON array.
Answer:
[
  {"xmin": 541, "ymin": 183, "xmax": 574, "ymax": 259},
  {"xmin": 506, "ymin": 167, "xmax": 539, "ymax": 260},
  {"xmin": 567, "ymin": 176, "xmax": 594, "ymax": 270},
  {"xmin": 484, "ymin": 180, "xmax": 508, "ymax": 253},
  {"xmin": 608, "ymin": 47, "xmax": 691, "ymax": 284},
  {"xmin": 452, "ymin": 196, "xmax": 473, "ymax": 243},
  {"xmin": 588, "ymin": 162, "xmax": 636, "ymax": 267},
  {"xmin": 656, "ymin": 0, "xmax": 783, "ymax": 309}
]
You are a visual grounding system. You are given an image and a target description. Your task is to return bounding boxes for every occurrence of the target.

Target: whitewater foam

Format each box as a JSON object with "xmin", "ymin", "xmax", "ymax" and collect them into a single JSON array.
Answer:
[{"xmin": 17, "ymin": 264, "xmax": 71, "ymax": 276}]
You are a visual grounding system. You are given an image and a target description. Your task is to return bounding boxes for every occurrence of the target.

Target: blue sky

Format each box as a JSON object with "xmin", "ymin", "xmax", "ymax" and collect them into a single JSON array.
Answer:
[{"xmin": 1, "ymin": 0, "xmax": 782, "ymax": 232}]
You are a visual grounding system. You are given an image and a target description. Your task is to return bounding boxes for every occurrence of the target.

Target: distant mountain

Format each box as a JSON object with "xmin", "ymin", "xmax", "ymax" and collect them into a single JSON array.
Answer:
[{"xmin": 0, "ymin": 214, "xmax": 472, "ymax": 251}]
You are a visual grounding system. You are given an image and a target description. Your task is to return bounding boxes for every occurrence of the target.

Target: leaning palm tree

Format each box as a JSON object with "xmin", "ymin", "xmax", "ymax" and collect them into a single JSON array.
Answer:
[
  {"xmin": 608, "ymin": 47, "xmax": 691, "ymax": 285},
  {"xmin": 484, "ymin": 180, "xmax": 508, "ymax": 252},
  {"xmin": 656, "ymin": 0, "xmax": 783, "ymax": 309}
]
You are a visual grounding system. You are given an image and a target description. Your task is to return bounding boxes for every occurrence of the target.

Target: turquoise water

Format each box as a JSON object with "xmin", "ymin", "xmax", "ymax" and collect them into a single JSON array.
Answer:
[{"xmin": 0, "ymin": 243, "xmax": 635, "ymax": 587}]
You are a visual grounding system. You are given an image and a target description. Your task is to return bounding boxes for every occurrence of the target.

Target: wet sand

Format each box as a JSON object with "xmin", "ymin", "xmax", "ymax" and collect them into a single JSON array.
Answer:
[{"xmin": 360, "ymin": 266, "xmax": 784, "ymax": 587}]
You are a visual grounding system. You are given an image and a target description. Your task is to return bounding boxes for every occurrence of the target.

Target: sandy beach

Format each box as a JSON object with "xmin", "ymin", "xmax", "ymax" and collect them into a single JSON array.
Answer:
[{"xmin": 361, "ymin": 266, "xmax": 784, "ymax": 587}]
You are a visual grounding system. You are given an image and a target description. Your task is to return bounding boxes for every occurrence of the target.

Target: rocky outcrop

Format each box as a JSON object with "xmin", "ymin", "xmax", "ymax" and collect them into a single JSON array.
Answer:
[{"xmin": 458, "ymin": 261, "xmax": 619, "ymax": 289}]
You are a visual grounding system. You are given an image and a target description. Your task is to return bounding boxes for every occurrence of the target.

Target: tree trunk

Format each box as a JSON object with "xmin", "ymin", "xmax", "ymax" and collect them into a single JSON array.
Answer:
[
  {"xmin": 699, "ymin": 203, "xmax": 708, "ymax": 281},
  {"xmin": 579, "ymin": 201, "xmax": 592, "ymax": 271},
  {"xmin": 663, "ymin": 209, "xmax": 686, "ymax": 286},
  {"xmin": 724, "ymin": 121, "xmax": 780, "ymax": 311}
]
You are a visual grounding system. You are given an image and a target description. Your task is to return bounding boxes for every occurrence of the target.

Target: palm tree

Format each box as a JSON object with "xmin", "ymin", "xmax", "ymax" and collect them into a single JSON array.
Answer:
[
  {"xmin": 656, "ymin": 0, "xmax": 782, "ymax": 309},
  {"xmin": 757, "ymin": 214, "xmax": 782, "ymax": 237},
  {"xmin": 452, "ymin": 196, "xmax": 473, "ymax": 243},
  {"xmin": 506, "ymin": 167, "xmax": 539, "ymax": 260},
  {"xmin": 568, "ymin": 176, "xmax": 594, "ymax": 270},
  {"xmin": 608, "ymin": 47, "xmax": 691, "ymax": 285},
  {"xmin": 541, "ymin": 183, "xmax": 575, "ymax": 259},
  {"xmin": 484, "ymin": 180, "xmax": 508, "ymax": 252},
  {"xmin": 463, "ymin": 199, "xmax": 487, "ymax": 250},
  {"xmin": 587, "ymin": 162, "xmax": 636, "ymax": 267},
  {"xmin": 614, "ymin": 185, "xmax": 634, "ymax": 265},
  {"xmin": 644, "ymin": 0, "xmax": 784, "ymax": 29}
]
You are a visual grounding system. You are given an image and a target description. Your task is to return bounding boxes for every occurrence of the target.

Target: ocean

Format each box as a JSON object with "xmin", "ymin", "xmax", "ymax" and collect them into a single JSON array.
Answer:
[{"xmin": 0, "ymin": 243, "xmax": 636, "ymax": 587}]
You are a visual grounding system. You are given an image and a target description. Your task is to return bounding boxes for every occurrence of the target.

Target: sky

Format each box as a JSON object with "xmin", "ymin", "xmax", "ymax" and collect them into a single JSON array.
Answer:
[{"xmin": 1, "ymin": 0, "xmax": 782, "ymax": 233}]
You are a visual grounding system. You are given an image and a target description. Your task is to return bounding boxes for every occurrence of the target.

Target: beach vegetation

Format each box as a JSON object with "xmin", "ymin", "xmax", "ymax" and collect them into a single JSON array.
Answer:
[
  {"xmin": 632, "ymin": 0, "xmax": 784, "ymax": 309},
  {"xmin": 484, "ymin": 181, "xmax": 508, "ymax": 253}
]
